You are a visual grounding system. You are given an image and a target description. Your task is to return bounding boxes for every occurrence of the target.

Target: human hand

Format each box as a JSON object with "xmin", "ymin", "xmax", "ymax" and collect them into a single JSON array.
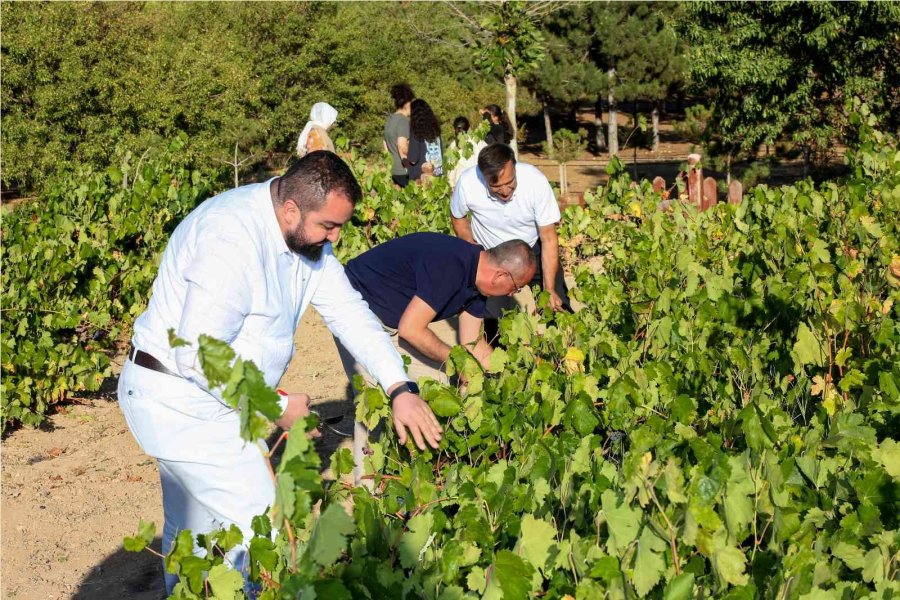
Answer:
[
  {"xmin": 275, "ymin": 392, "xmax": 321, "ymax": 438},
  {"xmin": 548, "ymin": 290, "xmax": 565, "ymax": 312},
  {"xmin": 391, "ymin": 393, "xmax": 442, "ymax": 450}
]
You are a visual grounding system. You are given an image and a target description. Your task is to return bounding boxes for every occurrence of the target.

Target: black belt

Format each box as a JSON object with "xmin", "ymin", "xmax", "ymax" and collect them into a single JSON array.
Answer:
[{"xmin": 129, "ymin": 346, "xmax": 180, "ymax": 378}]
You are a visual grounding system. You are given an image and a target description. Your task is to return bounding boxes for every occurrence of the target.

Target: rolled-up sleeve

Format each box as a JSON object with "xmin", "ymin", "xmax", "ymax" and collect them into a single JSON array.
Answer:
[{"xmin": 311, "ymin": 248, "xmax": 408, "ymax": 390}]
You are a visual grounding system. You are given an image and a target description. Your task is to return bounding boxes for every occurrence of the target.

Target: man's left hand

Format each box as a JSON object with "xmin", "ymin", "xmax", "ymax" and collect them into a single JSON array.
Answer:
[
  {"xmin": 391, "ymin": 393, "xmax": 442, "ymax": 450},
  {"xmin": 548, "ymin": 290, "xmax": 565, "ymax": 312}
]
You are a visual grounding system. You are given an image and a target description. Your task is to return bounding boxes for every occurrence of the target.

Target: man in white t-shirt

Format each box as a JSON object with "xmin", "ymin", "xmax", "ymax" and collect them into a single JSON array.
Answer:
[{"xmin": 450, "ymin": 144, "xmax": 572, "ymax": 330}]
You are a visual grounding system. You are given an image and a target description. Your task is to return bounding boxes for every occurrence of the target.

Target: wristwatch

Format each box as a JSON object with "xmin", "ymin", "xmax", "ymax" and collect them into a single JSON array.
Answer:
[{"xmin": 389, "ymin": 381, "xmax": 420, "ymax": 401}]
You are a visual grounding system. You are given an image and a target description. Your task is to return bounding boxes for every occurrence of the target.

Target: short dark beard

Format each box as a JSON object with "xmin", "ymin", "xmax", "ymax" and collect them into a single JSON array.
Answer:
[{"xmin": 285, "ymin": 217, "xmax": 325, "ymax": 261}]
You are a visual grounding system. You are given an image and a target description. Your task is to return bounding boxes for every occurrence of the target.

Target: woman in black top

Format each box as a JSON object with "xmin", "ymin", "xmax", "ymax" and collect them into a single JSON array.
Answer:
[
  {"xmin": 481, "ymin": 104, "xmax": 511, "ymax": 145},
  {"xmin": 406, "ymin": 99, "xmax": 444, "ymax": 182}
]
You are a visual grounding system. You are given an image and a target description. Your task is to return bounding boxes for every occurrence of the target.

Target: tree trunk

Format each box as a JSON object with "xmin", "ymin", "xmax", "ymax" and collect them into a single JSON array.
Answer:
[
  {"xmin": 651, "ymin": 101, "xmax": 660, "ymax": 153},
  {"xmin": 607, "ymin": 67, "xmax": 618, "ymax": 157},
  {"xmin": 594, "ymin": 97, "xmax": 606, "ymax": 152},
  {"xmin": 234, "ymin": 142, "xmax": 239, "ymax": 188},
  {"xmin": 543, "ymin": 101, "xmax": 553, "ymax": 154},
  {"xmin": 803, "ymin": 145, "xmax": 810, "ymax": 178},
  {"xmin": 505, "ymin": 73, "xmax": 518, "ymax": 157}
]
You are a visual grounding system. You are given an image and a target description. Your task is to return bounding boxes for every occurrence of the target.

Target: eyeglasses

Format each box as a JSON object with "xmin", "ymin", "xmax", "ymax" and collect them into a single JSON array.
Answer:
[{"xmin": 505, "ymin": 271, "xmax": 524, "ymax": 294}]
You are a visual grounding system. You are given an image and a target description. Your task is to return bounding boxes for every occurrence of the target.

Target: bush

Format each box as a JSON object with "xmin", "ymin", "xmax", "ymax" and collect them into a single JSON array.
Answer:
[{"xmin": 1, "ymin": 137, "xmax": 222, "ymax": 430}]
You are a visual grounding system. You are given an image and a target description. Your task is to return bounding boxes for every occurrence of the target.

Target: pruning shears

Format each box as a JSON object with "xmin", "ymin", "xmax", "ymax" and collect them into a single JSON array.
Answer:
[{"xmin": 277, "ymin": 389, "xmax": 352, "ymax": 437}]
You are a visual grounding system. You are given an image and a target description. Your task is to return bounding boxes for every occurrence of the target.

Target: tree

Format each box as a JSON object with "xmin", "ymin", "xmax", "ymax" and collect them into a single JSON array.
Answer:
[
  {"xmin": 677, "ymin": 1, "xmax": 900, "ymax": 178},
  {"xmin": 524, "ymin": 5, "xmax": 604, "ymax": 152},
  {"xmin": 543, "ymin": 128, "xmax": 587, "ymax": 196},
  {"xmin": 444, "ymin": 1, "xmax": 556, "ymax": 156},
  {"xmin": 0, "ymin": 2, "xmax": 511, "ymax": 193},
  {"xmin": 587, "ymin": 2, "xmax": 685, "ymax": 156}
]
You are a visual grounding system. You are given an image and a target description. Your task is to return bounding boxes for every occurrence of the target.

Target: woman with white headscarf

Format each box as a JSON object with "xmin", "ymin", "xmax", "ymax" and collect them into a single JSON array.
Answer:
[{"xmin": 296, "ymin": 102, "xmax": 338, "ymax": 157}]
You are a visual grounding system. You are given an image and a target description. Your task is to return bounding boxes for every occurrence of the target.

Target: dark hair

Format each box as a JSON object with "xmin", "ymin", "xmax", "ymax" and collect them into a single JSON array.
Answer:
[
  {"xmin": 453, "ymin": 116, "xmax": 470, "ymax": 134},
  {"xmin": 482, "ymin": 104, "xmax": 512, "ymax": 141},
  {"xmin": 276, "ymin": 151, "xmax": 362, "ymax": 212},
  {"xmin": 477, "ymin": 144, "xmax": 516, "ymax": 183},
  {"xmin": 410, "ymin": 99, "xmax": 441, "ymax": 141},
  {"xmin": 390, "ymin": 83, "xmax": 416, "ymax": 110},
  {"xmin": 486, "ymin": 239, "xmax": 536, "ymax": 280}
]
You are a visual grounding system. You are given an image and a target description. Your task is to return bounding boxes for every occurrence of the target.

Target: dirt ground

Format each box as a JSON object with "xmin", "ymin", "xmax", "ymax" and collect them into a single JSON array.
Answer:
[{"xmin": 0, "ymin": 310, "xmax": 358, "ymax": 600}]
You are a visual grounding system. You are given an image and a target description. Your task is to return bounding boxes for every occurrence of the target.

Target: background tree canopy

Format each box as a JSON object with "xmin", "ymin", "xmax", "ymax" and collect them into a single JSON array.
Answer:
[
  {"xmin": 1, "ymin": 2, "xmax": 515, "ymax": 192},
  {"xmin": 2, "ymin": 1, "xmax": 898, "ymax": 194}
]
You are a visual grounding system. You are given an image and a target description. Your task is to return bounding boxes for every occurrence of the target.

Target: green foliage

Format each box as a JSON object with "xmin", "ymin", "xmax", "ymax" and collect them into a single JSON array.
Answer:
[
  {"xmin": 677, "ymin": 1, "xmax": 900, "ymax": 171},
  {"xmin": 470, "ymin": 1, "xmax": 546, "ymax": 79},
  {"xmin": 543, "ymin": 128, "xmax": 587, "ymax": 166},
  {"xmin": 0, "ymin": 2, "xmax": 509, "ymax": 194},
  {"xmin": 124, "ymin": 113, "xmax": 898, "ymax": 598},
  {"xmin": 1, "ymin": 137, "xmax": 219, "ymax": 431}
]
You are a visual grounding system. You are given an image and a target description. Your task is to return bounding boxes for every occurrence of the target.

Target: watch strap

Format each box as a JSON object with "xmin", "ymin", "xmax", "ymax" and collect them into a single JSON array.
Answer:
[{"xmin": 389, "ymin": 381, "xmax": 420, "ymax": 401}]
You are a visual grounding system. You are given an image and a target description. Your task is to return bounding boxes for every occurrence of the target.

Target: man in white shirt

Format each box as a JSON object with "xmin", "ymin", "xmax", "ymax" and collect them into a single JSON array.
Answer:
[
  {"xmin": 450, "ymin": 143, "xmax": 572, "ymax": 331},
  {"xmin": 117, "ymin": 151, "xmax": 441, "ymax": 593}
]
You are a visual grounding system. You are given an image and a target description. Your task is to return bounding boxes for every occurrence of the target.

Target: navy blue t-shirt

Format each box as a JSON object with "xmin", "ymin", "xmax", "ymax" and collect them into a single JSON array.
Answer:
[{"xmin": 344, "ymin": 233, "xmax": 486, "ymax": 328}]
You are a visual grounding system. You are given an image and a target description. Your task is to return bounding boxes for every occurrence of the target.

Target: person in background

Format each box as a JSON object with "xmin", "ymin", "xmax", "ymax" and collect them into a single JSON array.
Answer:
[
  {"xmin": 481, "ymin": 104, "xmax": 511, "ymax": 145},
  {"xmin": 406, "ymin": 98, "xmax": 444, "ymax": 183},
  {"xmin": 448, "ymin": 116, "xmax": 487, "ymax": 189},
  {"xmin": 296, "ymin": 102, "xmax": 338, "ymax": 157},
  {"xmin": 384, "ymin": 83, "xmax": 415, "ymax": 188},
  {"xmin": 451, "ymin": 143, "xmax": 573, "ymax": 343}
]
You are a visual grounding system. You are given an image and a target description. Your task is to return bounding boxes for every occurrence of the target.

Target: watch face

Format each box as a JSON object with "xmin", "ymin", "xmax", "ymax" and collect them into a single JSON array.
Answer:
[{"xmin": 407, "ymin": 382, "xmax": 420, "ymax": 395}]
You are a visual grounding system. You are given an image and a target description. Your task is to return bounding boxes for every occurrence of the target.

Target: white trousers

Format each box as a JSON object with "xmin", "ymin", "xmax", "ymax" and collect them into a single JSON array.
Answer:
[{"xmin": 117, "ymin": 360, "xmax": 274, "ymax": 595}]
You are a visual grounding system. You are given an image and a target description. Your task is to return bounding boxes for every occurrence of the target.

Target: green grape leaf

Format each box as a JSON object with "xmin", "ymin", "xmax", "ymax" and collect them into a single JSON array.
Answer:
[
  {"xmin": 309, "ymin": 503, "xmax": 355, "ymax": 568},
  {"xmin": 862, "ymin": 548, "xmax": 884, "ymax": 583},
  {"xmin": 197, "ymin": 334, "xmax": 236, "ymax": 388},
  {"xmin": 425, "ymin": 387, "xmax": 462, "ymax": 418},
  {"xmin": 488, "ymin": 348, "xmax": 508, "ymax": 373},
  {"xmin": 330, "ymin": 447, "xmax": 355, "ymax": 479},
  {"xmin": 565, "ymin": 394, "xmax": 600, "ymax": 436},
  {"xmin": 832, "ymin": 541, "xmax": 866, "ymax": 570},
  {"xmin": 167, "ymin": 328, "xmax": 190, "ymax": 348},
  {"xmin": 123, "ymin": 518, "xmax": 156, "ymax": 553},
  {"xmin": 632, "ymin": 527, "xmax": 666, "ymax": 596},
  {"xmin": 491, "ymin": 550, "xmax": 535, "ymax": 599},
  {"xmin": 399, "ymin": 512, "xmax": 435, "ymax": 569},
  {"xmin": 871, "ymin": 439, "xmax": 900, "ymax": 478},
  {"xmin": 793, "ymin": 322, "xmax": 825, "ymax": 367},
  {"xmin": 663, "ymin": 572, "xmax": 695, "ymax": 600},
  {"xmin": 601, "ymin": 490, "xmax": 641, "ymax": 556},
  {"xmin": 275, "ymin": 472, "xmax": 295, "ymax": 521},
  {"xmin": 713, "ymin": 544, "xmax": 749, "ymax": 587},
  {"xmin": 214, "ymin": 524, "xmax": 243, "ymax": 553},
  {"xmin": 249, "ymin": 537, "xmax": 278, "ymax": 580},
  {"xmin": 282, "ymin": 418, "xmax": 311, "ymax": 464},
  {"xmin": 207, "ymin": 563, "xmax": 244, "ymax": 600},
  {"xmin": 515, "ymin": 514, "xmax": 557, "ymax": 574}
]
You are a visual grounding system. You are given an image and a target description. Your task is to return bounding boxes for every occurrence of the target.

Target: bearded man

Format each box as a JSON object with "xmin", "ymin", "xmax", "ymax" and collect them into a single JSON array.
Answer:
[{"xmin": 117, "ymin": 151, "xmax": 441, "ymax": 593}]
